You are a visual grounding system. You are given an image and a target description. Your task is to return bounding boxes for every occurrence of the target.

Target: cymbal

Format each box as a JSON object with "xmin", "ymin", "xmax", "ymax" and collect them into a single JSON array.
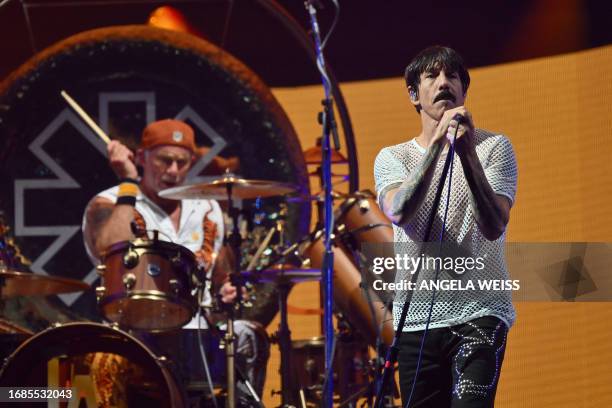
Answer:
[
  {"xmin": 242, "ymin": 266, "xmax": 321, "ymax": 283},
  {"xmin": 0, "ymin": 270, "xmax": 90, "ymax": 297},
  {"xmin": 159, "ymin": 174, "xmax": 298, "ymax": 200},
  {"xmin": 303, "ymin": 145, "xmax": 348, "ymax": 164},
  {"xmin": 286, "ymin": 190, "xmax": 350, "ymax": 203}
]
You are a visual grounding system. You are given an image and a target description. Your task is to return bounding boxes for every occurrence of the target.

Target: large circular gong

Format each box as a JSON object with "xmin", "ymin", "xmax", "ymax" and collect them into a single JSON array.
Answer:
[{"xmin": 0, "ymin": 25, "xmax": 310, "ymax": 326}]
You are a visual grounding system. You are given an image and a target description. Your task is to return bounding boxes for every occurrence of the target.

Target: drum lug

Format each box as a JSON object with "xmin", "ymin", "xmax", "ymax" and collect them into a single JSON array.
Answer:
[
  {"xmin": 169, "ymin": 279, "xmax": 181, "ymax": 294},
  {"xmin": 52, "ymin": 322, "xmax": 63, "ymax": 328},
  {"xmin": 123, "ymin": 248, "xmax": 139, "ymax": 269},
  {"xmin": 358, "ymin": 199, "xmax": 370, "ymax": 213},
  {"xmin": 95, "ymin": 286, "xmax": 106, "ymax": 300},
  {"xmin": 96, "ymin": 264, "xmax": 106, "ymax": 276},
  {"xmin": 122, "ymin": 273, "xmax": 136, "ymax": 290}
]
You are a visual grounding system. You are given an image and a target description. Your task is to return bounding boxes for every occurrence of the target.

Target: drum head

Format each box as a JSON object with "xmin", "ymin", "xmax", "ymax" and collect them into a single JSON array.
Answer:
[{"xmin": 0, "ymin": 322, "xmax": 185, "ymax": 407}]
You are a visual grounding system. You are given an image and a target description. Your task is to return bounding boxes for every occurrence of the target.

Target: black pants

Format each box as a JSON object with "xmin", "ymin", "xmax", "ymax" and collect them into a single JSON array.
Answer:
[{"xmin": 397, "ymin": 316, "xmax": 508, "ymax": 408}]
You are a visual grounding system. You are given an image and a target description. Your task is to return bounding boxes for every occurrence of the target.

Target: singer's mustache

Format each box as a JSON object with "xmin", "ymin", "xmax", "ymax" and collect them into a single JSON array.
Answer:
[{"xmin": 434, "ymin": 90, "xmax": 456, "ymax": 103}]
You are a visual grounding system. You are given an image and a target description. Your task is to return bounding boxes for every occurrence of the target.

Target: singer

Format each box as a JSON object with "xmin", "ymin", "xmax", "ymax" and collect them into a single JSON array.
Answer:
[
  {"xmin": 374, "ymin": 46, "xmax": 518, "ymax": 407},
  {"xmin": 82, "ymin": 119, "xmax": 269, "ymax": 405}
]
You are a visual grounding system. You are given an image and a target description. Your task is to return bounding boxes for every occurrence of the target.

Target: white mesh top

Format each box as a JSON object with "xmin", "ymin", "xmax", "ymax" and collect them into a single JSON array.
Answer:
[{"xmin": 374, "ymin": 129, "xmax": 518, "ymax": 332}]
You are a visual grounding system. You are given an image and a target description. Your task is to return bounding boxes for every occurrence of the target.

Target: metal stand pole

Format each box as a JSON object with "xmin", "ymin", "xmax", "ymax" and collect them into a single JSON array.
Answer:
[
  {"xmin": 277, "ymin": 279, "xmax": 298, "ymax": 407},
  {"xmin": 304, "ymin": 2, "xmax": 341, "ymax": 407},
  {"xmin": 225, "ymin": 182, "xmax": 242, "ymax": 408}
]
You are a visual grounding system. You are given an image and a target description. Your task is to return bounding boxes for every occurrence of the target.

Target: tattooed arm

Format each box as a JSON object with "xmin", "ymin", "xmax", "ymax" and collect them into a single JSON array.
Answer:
[
  {"xmin": 380, "ymin": 141, "xmax": 444, "ymax": 225},
  {"xmin": 83, "ymin": 197, "xmax": 136, "ymax": 259},
  {"xmin": 458, "ymin": 145, "xmax": 512, "ymax": 241}
]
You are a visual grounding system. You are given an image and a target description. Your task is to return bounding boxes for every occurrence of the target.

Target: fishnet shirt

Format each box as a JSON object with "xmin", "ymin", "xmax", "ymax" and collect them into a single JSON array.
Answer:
[{"xmin": 374, "ymin": 129, "xmax": 518, "ymax": 332}]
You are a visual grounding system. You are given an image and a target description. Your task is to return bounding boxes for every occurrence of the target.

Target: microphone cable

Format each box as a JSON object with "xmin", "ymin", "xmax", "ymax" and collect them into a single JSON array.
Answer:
[{"xmin": 404, "ymin": 123, "xmax": 460, "ymax": 408}]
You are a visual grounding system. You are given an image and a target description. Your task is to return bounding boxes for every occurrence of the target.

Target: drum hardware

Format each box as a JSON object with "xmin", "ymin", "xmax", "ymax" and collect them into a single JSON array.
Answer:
[
  {"xmin": 95, "ymin": 264, "xmax": 106, "ymax": 277},
  {"xmin": 169, "ymin": 278, "xmax": 182, "ymax": 294},
  {"xmin": 95, "ymin": 286, "xmax": 106, "ymax": 301},
  {"xmin": 122, "ymin": 244, "xmax": 140, "ymax": 269},
  {"xmin": 123, "ymin": 273, "xmax": 137, "ymax": 290}
]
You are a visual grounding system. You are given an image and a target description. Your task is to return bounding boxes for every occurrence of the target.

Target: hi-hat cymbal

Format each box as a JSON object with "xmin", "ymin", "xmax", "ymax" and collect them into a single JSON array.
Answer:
[
  {"xmin": 159, "ymin": 174, "xmax": 298, "ymax": 200},
  {"xmin": 0, "ymin": 270, "xmax": 89, "ymax": 297},
  {"xmin": 242, "ymin": 265, "xmax": 321, "ymax": 283}
]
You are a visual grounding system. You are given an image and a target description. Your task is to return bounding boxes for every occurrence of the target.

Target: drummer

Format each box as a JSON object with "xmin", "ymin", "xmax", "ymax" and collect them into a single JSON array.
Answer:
[{"xmin": 82, "ymin": 119, "xmax": 269, "ymax": 403}]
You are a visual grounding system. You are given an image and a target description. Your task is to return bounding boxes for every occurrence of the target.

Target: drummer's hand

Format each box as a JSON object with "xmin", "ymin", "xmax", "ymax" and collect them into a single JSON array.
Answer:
[
  {"xmin": 108, "ymin": 140, "xmax": 138, "ymax": 179},
  {"xmin": 219, "ymin": 281, "xmax": 247, "ymax": 304}
]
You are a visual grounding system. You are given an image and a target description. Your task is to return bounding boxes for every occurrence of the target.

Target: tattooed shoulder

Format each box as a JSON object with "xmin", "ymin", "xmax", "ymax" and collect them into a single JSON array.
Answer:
[{"xmin": 87, "ymin": 198, "xmax": 114, "ymax": 228}]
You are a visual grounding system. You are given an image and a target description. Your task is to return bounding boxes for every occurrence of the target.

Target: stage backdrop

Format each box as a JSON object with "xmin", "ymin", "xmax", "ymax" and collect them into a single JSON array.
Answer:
[{"xmin": 267, "ymin": 45, "xmax": 612, "ymax": 407}]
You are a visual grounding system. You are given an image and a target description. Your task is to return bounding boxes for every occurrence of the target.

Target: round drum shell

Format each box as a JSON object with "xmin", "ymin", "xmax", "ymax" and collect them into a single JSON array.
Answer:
[
  {"xmin": 99, "ymin": 239, "xmax": 197, "ymax": 332},
  {"xmin": 305, "ymin": 233, "xmax": 394, "ymax": 347},
  {"xmin": 0, "ymin": 322, "xmax": 185, "ymax": 407}
]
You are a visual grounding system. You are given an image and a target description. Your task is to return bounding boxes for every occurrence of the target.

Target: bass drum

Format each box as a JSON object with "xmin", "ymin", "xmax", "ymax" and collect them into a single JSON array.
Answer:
[{"xmin": 0, "ymin": 322, "xmax": 185, "ymax": 407}]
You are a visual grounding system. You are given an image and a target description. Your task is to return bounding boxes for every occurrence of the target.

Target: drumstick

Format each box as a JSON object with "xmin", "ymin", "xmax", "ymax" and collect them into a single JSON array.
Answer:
[
  {"xmin": 60, "ymin": 90, "xmax": 111, "ymax": 144},
  {"xmin": 246, "ymin": 226, "xmax": 276, "ymax": 271}
]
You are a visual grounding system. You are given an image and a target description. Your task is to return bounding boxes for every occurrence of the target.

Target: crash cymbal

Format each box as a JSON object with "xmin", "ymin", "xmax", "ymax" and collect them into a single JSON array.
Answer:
[
  {"xmin": 242, "ymin": 265, "xmax": 321, "ymax": 283},
  {"xmin": 159, "ymin": 174, "xmax": 298, "ymax": 200},
  {"xmin": 0, "ymin": 270, "xmax": 89, "ymax": 297},
  {"xmin": 303, "ymin": 145, "xmax": 348, "ymax": 164}
]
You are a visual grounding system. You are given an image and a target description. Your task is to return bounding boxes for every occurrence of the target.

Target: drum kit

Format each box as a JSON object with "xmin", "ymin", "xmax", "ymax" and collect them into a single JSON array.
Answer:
[{"xmin": 0, "ymin": 173, "xmax": 395, "ymax": 408}]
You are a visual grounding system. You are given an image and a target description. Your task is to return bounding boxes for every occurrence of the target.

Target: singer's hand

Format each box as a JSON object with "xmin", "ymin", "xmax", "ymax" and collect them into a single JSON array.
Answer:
[
  {"xmin": 108, "ymin": 140, "xmax": 138, "ymax": 179},
  {"xmin": 431, "ymin": 107, "xmax": 475, "ymax": 154}
]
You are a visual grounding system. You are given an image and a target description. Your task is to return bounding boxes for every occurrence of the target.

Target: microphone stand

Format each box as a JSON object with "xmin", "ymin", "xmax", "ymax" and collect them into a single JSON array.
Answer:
[{"xmin": 304, "ymin": 2, "xmax": 341, "ymax": 408}]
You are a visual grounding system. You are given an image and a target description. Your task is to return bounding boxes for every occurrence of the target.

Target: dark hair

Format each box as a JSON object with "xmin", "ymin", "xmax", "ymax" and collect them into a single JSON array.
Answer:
[{"xmin": 404, "ymin": 46, "xmax": 470, "ymax": 113}]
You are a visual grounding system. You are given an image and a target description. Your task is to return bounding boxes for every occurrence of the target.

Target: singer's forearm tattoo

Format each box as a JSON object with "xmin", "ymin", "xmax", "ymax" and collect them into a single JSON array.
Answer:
[
  {"xmin": 459, "ymin": 149, "xmax": 509, "ymax": 240},
  {"xmin": 387, "ymin": 142, "xmax": 444, "ymax": 223}
]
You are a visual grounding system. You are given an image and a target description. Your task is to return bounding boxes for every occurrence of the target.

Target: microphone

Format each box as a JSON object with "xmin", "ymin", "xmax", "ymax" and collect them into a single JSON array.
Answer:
[{"xmin": 452, "ymin": 113, "xmax": 467, "ymax": 124}]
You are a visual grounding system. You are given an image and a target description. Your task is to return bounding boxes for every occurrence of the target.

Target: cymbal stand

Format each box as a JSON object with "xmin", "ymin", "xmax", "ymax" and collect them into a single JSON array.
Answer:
[
  {"xmin": 272, "ymin": 209, "xmax": 299, "ymax": 408},
  {"xmin": 225, "ymin": 181, "xmax": 242, "ymax": 408},
  {"xmin": 275, "ymin": 274, "xmax": 299, "ymax": 408}
]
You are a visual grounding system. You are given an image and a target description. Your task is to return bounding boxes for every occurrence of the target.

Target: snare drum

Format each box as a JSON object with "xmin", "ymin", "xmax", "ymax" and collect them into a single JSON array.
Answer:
[
  {"xmin": 0, "ymin": 322, "xmax": 186, "ymax": 407},
  {"xmin": 98, "ymin": 239, "xmax": 197, "ymax": 332}
]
